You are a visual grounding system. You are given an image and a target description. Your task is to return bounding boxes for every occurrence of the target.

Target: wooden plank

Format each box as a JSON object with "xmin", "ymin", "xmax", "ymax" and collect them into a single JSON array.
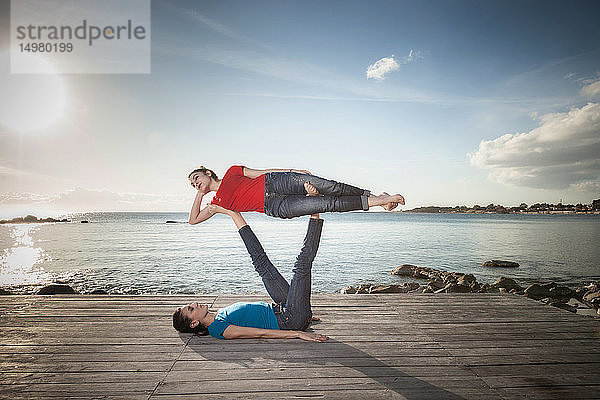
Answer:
[
  {"xmin": 0, "ymin": 372, "xmax": 165, "ymax": 385},
  {"xmin": 499, "ymin": 385, "xmax": 600, "ymax": 400},
  {"xmin": 0, "ymin": 361, "xmax": 173, "ymax": 373},
  {"xmin": 154, "ymin": 376, "xmax": 496, "ymax": 395}
]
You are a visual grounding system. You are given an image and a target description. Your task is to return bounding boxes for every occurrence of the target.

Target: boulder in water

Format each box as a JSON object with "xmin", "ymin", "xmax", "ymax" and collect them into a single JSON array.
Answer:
[
  {"xmin": 482, "ymin": 260, "xmax": 519, "ymax": 268},
  {"xmin": 37, "ymin": 284, "xmax": 78, "ymax": 295},
  {"xmin": 390, "ymin": 264, "xmax": 416, "ymax": 276}
]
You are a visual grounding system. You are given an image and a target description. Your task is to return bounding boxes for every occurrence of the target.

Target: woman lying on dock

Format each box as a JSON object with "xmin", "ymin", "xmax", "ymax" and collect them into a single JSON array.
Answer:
[
  {"xmin": 173, "ymin": 186, "xmax": 328, "ymax": 342},
  {"xmin": 187, "ymin": 165, "xmax": 404, "ymax": 224}
]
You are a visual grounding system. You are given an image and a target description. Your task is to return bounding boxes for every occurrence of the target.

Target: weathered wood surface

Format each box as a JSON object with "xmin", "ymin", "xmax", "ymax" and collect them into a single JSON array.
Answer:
[{"xmin": 0, "ymin": 294, "xmax": 599, "ymax": 399}]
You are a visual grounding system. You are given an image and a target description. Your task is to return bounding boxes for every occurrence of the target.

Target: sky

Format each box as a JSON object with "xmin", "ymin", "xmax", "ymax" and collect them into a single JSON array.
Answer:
[{"xmin": 0, "ymin": 0, "xmax": 599, "ymax": 217}]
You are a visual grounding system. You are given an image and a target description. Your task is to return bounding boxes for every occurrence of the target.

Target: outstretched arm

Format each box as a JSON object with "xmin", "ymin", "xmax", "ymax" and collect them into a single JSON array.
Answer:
[
  {"xmin": 189, "ymin": 191, "xmax": 217, "ymax": 225},
  {"xmin": 243, "ymin": 167, "xmax": 311, "ymax": 179},
  {"xmin": 222, "ymin": 325, "xmax": 328, "ymax": 342}
]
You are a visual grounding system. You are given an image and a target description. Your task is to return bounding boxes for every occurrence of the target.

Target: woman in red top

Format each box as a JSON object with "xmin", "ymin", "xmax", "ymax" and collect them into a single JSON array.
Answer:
[{"xmin": 188, "ymin": 165, "xmax": 404, "ymax": 225}]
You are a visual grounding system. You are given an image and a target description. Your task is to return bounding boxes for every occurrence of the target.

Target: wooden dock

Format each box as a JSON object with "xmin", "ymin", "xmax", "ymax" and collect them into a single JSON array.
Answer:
[{"xmin": 1, "ymin": 293, "xmax": 599, "ymax": 399}]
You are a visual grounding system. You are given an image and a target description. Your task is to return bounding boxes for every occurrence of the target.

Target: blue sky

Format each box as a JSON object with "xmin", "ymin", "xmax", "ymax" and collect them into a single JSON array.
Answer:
[{"xmin": 0, "ymin": 0, "xmax": 599, "ymax": 215}]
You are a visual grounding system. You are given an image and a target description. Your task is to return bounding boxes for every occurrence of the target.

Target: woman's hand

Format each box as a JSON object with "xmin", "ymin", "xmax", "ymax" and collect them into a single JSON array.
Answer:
[
  {"xmin": 208, "ymin": 204, "xmax": 235, "ymax": 216},
  {"xmin": 297, "ymin": 331, "xmax": 329, "ymax": 342}
]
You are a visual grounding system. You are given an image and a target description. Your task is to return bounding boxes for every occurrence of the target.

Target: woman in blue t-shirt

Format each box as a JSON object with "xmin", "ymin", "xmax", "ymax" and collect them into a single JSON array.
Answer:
[{"xmin": 173, "ymin": 183, "xmax": 329, "ymax": 342}]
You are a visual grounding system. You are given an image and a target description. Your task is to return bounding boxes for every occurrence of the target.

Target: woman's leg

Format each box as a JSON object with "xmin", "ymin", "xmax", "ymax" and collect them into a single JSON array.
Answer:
[
  {"xmin": 277, "ymin": 217, "xmax": 323, "ymax": 331},
  {"xmin": 265, "ymin": 194, "xmax": 367, "ymax": 219},
  {"xmin": 238, "ymin": 225, "xmax": 289, "ymax": 304},
  {"xmin": 266, "ymin": 172, "xmax": 370, "ymax": 197}
]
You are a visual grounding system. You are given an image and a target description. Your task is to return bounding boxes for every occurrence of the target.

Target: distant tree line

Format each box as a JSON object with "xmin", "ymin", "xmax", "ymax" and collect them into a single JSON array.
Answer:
[{"xmin": 407, "ymin": 199, "xmax": 600, "ymax": 214}]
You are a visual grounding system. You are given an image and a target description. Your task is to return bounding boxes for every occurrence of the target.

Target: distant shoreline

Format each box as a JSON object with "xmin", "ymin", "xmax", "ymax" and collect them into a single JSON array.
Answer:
[
  {"xmin": 403, "ymin": 199, "xmax": 600, "ymax": 215},
  {"xmin": 402, "ymin": 209, "xmax": 600, "ymax": 215}
]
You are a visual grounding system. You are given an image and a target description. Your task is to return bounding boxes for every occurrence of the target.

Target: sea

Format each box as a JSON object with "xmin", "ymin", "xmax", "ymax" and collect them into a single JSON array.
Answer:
[{"xmin": 1, "ymin": 212, "xmax": 599, "ymax": 295}]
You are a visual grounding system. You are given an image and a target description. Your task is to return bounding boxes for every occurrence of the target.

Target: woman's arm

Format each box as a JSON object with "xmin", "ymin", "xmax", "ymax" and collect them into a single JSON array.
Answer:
[
  {"xmin": 189, "ymin": 191, "xmax": 217, "ymax": 225},
  {"xmin": 222, "ymin": 325, "xmax": 328, "ymax": 342},
  {"xmin": 189, "ymin": 205, "xmax": 217, "ymax": 225},
  {"xmin": 243, "ymin": 167, "xmax": 311, "ymax": 179}
]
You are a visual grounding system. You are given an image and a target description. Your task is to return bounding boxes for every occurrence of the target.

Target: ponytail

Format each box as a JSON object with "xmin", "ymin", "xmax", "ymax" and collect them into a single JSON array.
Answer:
[{"xmin": 188, "ymin": 166, "xmax": 219, "ymax": 181}]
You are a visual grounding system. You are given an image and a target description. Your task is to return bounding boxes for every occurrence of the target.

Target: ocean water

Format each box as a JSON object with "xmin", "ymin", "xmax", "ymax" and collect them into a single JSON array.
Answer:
[{"xmin": 1, "ymin": 212, "xmax": 599, "ymax": 294}]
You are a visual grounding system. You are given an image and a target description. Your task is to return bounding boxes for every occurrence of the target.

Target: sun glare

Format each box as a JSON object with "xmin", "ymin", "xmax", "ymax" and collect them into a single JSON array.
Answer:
[{"xmin": 0, "ymin": 51, "xmax": 66, "ymax": 133}]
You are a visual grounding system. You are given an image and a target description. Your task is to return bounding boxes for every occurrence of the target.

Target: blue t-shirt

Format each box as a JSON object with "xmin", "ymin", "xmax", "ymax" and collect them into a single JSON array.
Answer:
[{"xmin": 207, "ymin": 301, "xmax": 279, "ymax": 339}]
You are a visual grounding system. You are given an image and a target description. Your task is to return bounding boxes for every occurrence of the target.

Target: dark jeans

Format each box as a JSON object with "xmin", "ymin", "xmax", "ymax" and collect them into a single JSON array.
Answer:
[
  {"xmin": 264, "ymin": 172, "xmax": 370, "ymax": 219},
  {"xmin": 238, "ymin": 218, "xmax": 324, "ymax": 331}
]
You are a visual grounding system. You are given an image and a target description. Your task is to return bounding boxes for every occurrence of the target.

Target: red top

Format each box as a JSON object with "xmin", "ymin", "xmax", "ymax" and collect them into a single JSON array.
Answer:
[{"xmin": 211, "ymin": 166, "xmax": 266, "ymax": 212}]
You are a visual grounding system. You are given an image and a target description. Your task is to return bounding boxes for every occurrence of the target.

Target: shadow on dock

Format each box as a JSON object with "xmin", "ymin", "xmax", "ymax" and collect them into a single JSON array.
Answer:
[{"xmin": 181, "ymin": 332, "xmax": 466, "ymax": 399}]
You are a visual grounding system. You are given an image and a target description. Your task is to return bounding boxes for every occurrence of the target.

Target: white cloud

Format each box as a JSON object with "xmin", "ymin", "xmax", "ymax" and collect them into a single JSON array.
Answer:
[
  {"xmin": 366, "ymin": 57, "xmax": 400, "ymax": 80},
  {"xmin": 404, "ymin": 49, "xmax": 423, "ymax": 63},
  {"xmin": 581, "ymin": 78, "xmax": 600, "ymax": 98},
  {"xmin": 366, "ymin": 50, "xmax": 422, "ymax": 81},
  {"xmin": 469, "ymin": 102, "xmax": 600, "ymax": 190}
]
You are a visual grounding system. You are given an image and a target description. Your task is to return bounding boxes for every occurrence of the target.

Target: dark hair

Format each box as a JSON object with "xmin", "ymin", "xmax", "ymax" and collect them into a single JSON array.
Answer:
[
  {"xmin": 188, "ymin": 166, "xmax": 219, "ymax": 181},
  {"xmin": 172, "ymin": 307, "xmax": 209, "ymax": 335}
]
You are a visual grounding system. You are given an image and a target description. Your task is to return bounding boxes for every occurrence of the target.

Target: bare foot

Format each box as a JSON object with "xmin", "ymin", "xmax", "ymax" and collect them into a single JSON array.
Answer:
[
  {"xmin": 369, "ymin": 193, "xmax": 405, "ymax": 209},
  {"xmin": 304, "ymin": 181, "xmax": 319, "ymax": 196},
  {"xmin": 382, "ymin": 192, "xmax": 398, "ymax": 211},
  {"xmin": 391, "ymin": 193, "xmax": 405, "ymax": 205}
]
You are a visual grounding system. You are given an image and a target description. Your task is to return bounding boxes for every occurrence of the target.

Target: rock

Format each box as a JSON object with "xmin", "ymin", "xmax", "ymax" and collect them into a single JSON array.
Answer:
[
  {"xmin": 482, "ymin": 260, "xmax": 519, "ymax": 268},
  {"xmin": 542, "ymin": 298, "xmax": 577, "ymax": 313},
  {"xmin": 583, "ymin": 291, "xmax": 600, "ymax": 302},
  {"xmin": 37, "ymin": 284, "xmax": 78, "ymax": 295},
  {"xmin": 428, "ymin": 278, "xmax": 446, "ymax": 290},
  {"xmin": 582, "ymin": 291, "xmax": 600, "ymax": 309},
  {"xmin": 341, "ymin": 282, "xmax": 421, "ymax": 294},
  {"xmin": 340, "ymin": 286, "xmax": 357, "ymax": 294},
  {"xmin": 413, "ymin": 269, "xmax": 430, "ymax": 279},
  {"xmin": 165, "ymin": 220, "xmax": 181, "ymax": 224},
  {"xmin": 89, "ymin": 289, "xmax": 108, "ymax": 295},
  {"xmin": 369, "ymin": 283, "xmax": 421, "ymax": 294},
  {"xmin": 390, "ymin": 265, "xmax": 416, "ymax": 276},
  {"xmin": 80, "ymin": 220, "xmax": 89, "ymax": 223},
  {"xmin": 403, "ymin": 282, "xmax": 421, "ymax": 292},
  {"xmin": 524, "ymin": 282, "xmax": 556, "ymax": 300},
  {"xmin": 492, "ymin": 277, "xmax": 523, "ymax": 293},
  {"xmin": 548, "ymin": 286, "xmax": 574, "ymax": 302},
  {"xmin": 422, "ymin": 286, "xmax": 434, "ymax": 293},
  {"xmin": 457, "ymin": 274, "xmax": 477, "ymax": 286},
  {"xmin": 0, "ymin": 288, "xmax": 12, "ymax": 295},
  {"xmin": 408, "ymin": 285, "xmax": 426, "ymax": 293},
  {"xmin": 477, "ymin": 283, "xmax": 497, "ymax": 293},
  {"xmin": 439, "ymin": 283, "xmax": 473, "ymax": 293},
  {"xmin": 368, "ymin": 285, "xmax": 397, "ymax": 294}
]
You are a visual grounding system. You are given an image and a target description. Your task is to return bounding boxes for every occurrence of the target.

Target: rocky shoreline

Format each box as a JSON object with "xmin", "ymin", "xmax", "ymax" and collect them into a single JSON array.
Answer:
[
  {"xmin": 0, "ymin": 215, "xmax": 70, "ymax": 224},
  {"xmin": 2, "ymin": 266, "xmax": 598, "ymax": 318},
  {"xmin": 341, "ymin": 264, "xmax": 600, "ymax": 317}
]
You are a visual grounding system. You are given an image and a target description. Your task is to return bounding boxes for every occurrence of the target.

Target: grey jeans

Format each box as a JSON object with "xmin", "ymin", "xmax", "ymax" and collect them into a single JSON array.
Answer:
[
  {"xmin": 264, "ymin": 172, "xmax": 370, "ymax": 219},
  {"xmin": 238, "ymin": 218, "xmax": 323, "ymax": 330}
]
